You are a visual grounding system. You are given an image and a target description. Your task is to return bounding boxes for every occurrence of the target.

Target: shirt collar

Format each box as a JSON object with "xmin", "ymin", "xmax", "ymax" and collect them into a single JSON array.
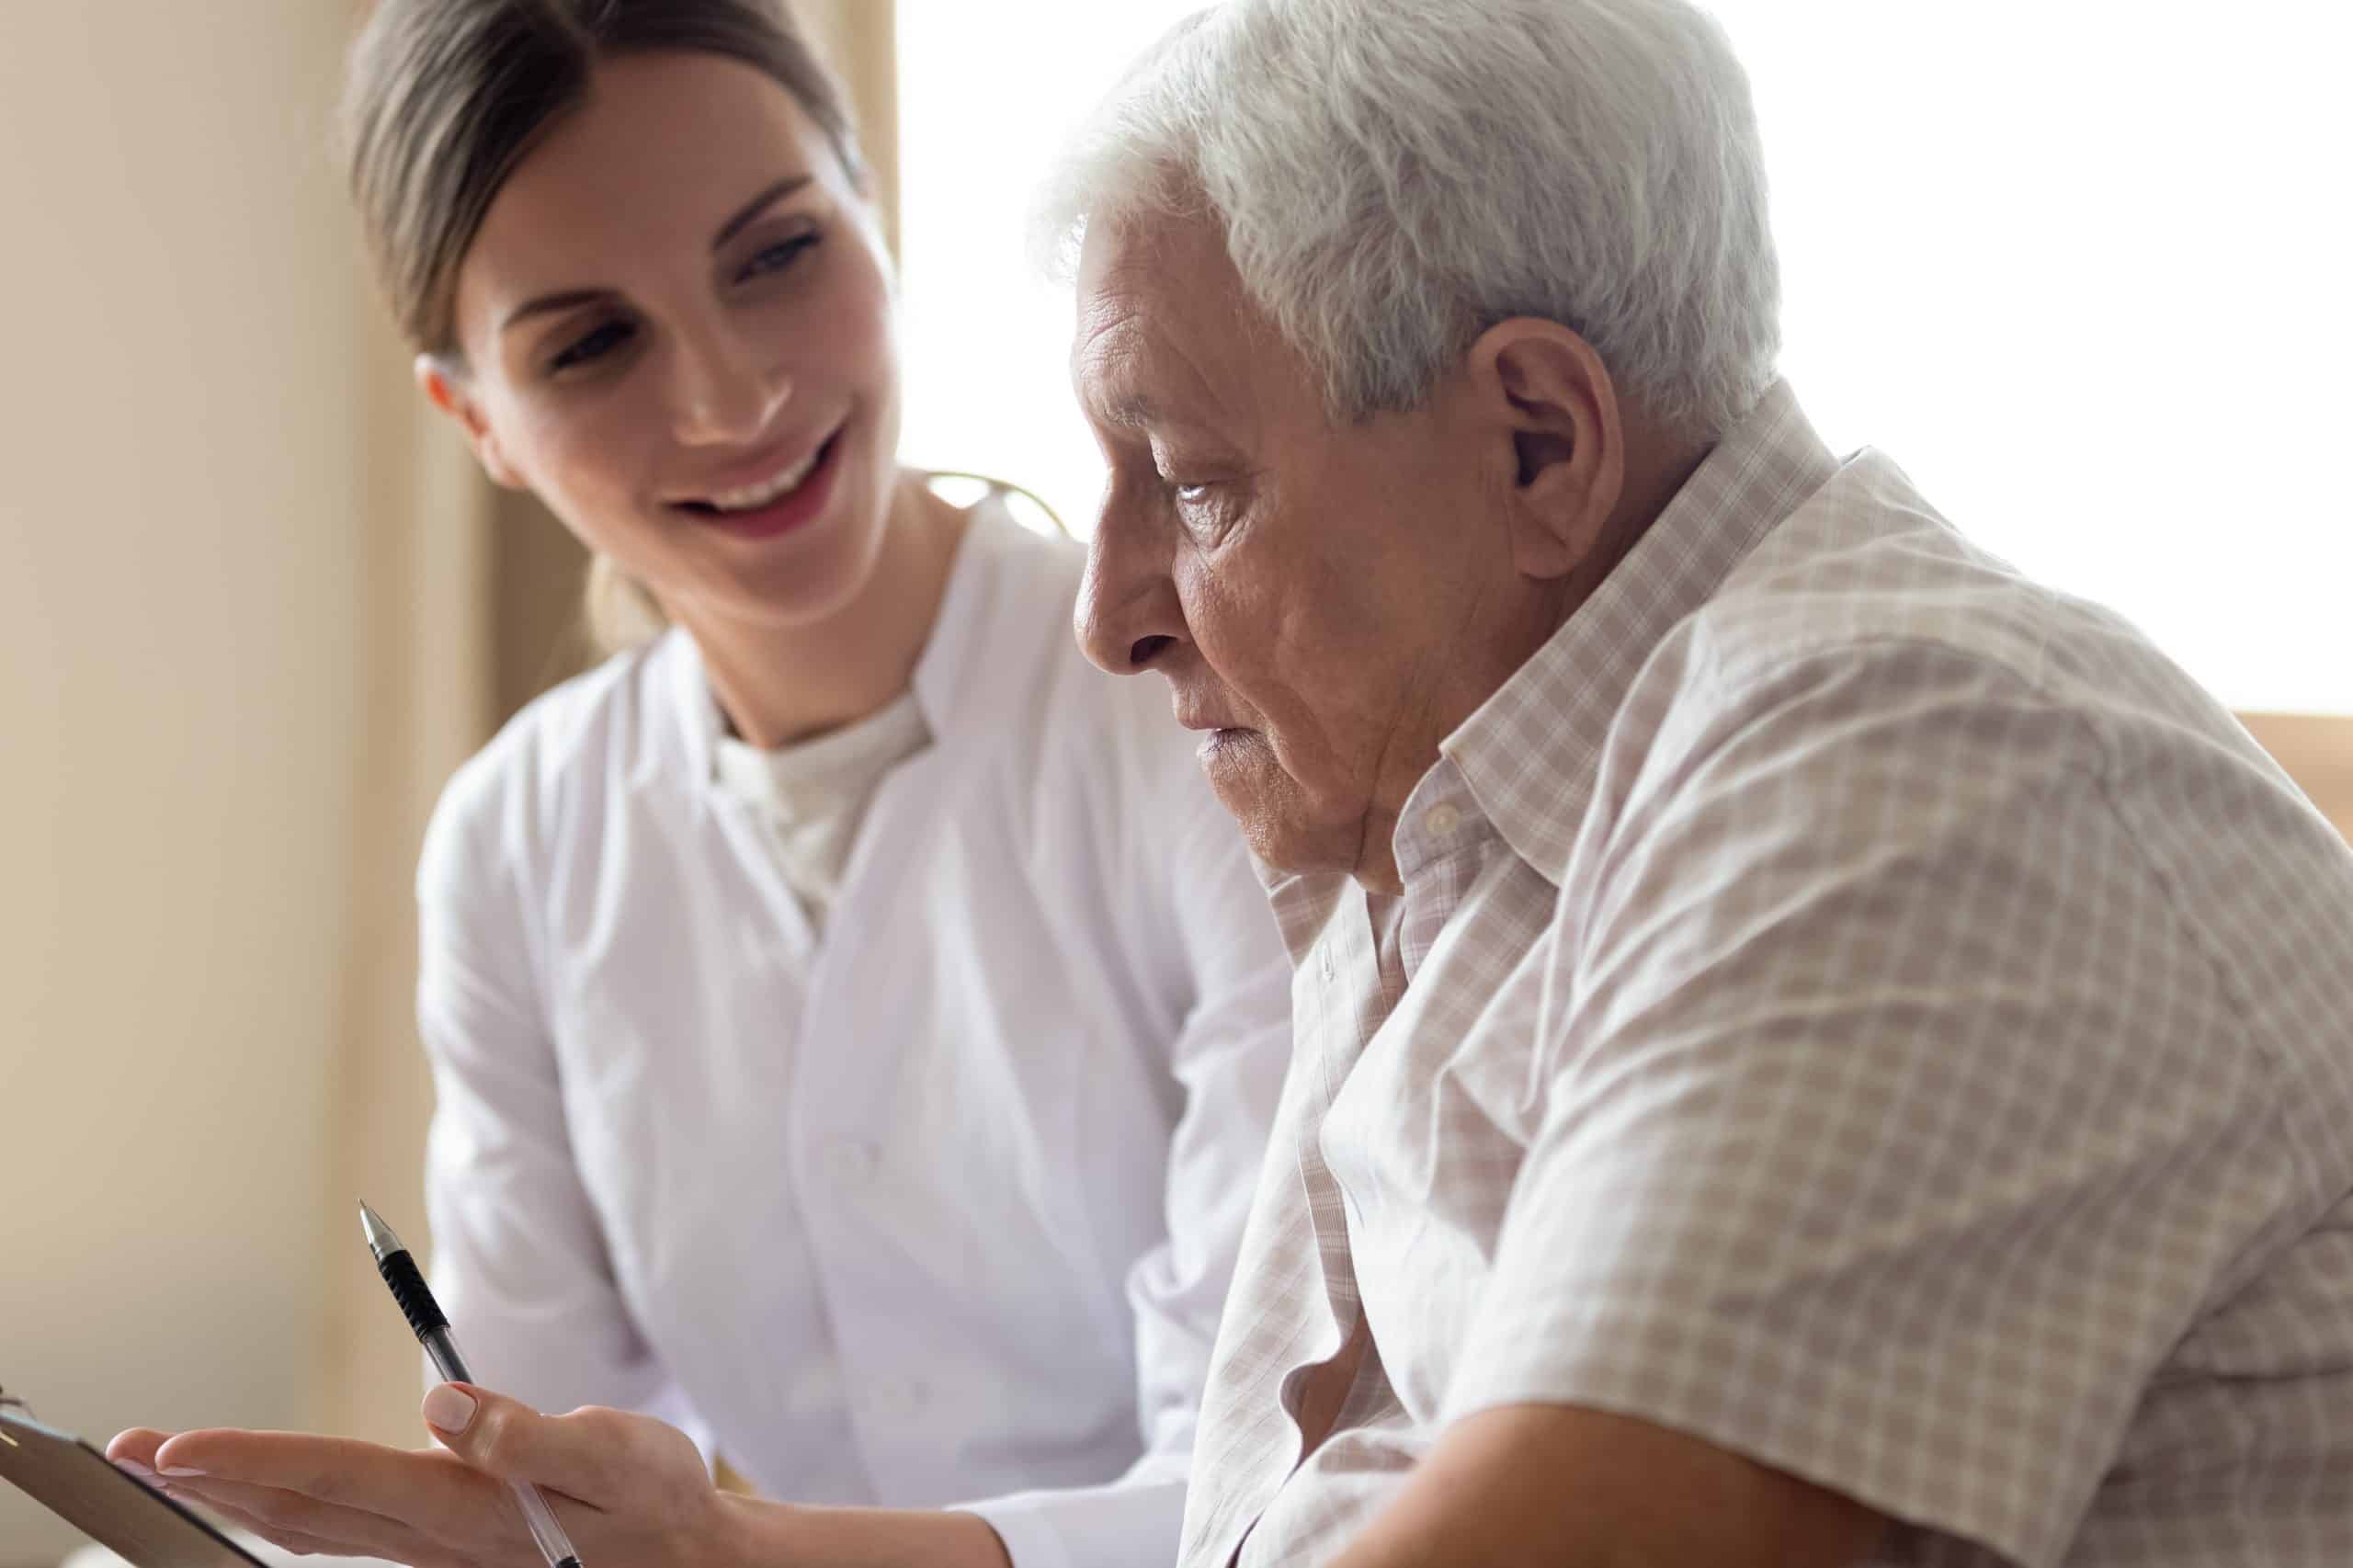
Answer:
[
  {"xmin": 1259, "ymin": 382, "xmax": 1836, "ymax": 957},
  {"xmin": 1438, "ymin": 378, "xmax": 1839, "ymax": 885}
]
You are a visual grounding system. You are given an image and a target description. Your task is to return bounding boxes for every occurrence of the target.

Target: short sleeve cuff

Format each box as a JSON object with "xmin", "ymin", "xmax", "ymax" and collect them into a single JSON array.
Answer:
[{"xmin": 1446, "ymin": 1294, "xmax": 2053, "ymax": 1568}]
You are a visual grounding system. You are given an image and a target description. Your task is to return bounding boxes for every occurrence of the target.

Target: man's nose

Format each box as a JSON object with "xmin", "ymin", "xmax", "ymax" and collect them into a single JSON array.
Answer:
[
  {"xmin": 1075, "ymin": 497, "xmax": 1185, "ymax": 676},
  {"xmin": 669, "ymin": 318, "xmax": 792, "ymax": 448}
]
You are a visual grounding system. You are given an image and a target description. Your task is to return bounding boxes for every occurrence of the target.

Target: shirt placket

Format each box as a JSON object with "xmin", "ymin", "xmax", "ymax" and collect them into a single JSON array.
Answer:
[{"xmin": 1195, "ymin": 892, "xmax": 1394, "ymax": 1568}]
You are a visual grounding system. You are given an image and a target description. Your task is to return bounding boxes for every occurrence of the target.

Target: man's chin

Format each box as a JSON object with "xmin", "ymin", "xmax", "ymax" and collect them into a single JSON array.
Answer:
[{"xmin": 1201, "ymin": 764, "xmax": 1358, "ymax": 881}]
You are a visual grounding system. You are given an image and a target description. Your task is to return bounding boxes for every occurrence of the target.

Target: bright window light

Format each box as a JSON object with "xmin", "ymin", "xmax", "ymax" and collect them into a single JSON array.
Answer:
[
  {"xmin": 895, "ymin": 0, "xmax": 1205, "ymax": 532},
  {"xmin": 896, "ymin": 2, "xmax": 2353, "ymax": 712}
]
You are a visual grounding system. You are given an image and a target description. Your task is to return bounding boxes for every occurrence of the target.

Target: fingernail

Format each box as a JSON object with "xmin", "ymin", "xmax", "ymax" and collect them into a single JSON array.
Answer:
[
  {"xmin": 423, "ymin": 1383, "xmax": 478, "ymax": 1434},
  {"xmin": 113, "ymin": 1460, "xmax": 157, "ymax": 1481},
  {"xmin": 159, "ymin": 1466, "xmax": 206, "ymax": 1479}
]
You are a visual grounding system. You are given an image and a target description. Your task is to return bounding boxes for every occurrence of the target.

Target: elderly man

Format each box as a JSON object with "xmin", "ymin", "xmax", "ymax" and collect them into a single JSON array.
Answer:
[
  {"xmin": 106, "ymin": 2, "xmax": 2350, "ymax": 1566},
  {"xmin": 1046, "ymin": 1, "xmax": 2353, "ymax": 1565}
]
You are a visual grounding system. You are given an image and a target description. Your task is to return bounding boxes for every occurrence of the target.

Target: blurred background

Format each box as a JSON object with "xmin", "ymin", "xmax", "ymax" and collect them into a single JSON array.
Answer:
[{"xmin": 2, "ymin": 1, "xmax": 2347, "ymax": 1560}]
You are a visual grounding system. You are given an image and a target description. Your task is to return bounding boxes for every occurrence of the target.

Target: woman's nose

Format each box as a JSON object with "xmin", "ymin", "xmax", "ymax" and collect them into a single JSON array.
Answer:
[{"xmin": 669, "ymin": 321, "xmax": 792, "ymax": 448}]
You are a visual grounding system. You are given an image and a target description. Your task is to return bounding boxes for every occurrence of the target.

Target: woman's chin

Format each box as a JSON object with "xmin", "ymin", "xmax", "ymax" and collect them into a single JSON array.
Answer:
[{"xmin": 710, "ymin": 515, "xmax": 892, "ymax": 631}]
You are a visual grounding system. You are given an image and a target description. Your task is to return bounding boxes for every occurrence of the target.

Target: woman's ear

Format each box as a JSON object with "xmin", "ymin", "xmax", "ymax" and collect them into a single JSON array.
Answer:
[
  {"xmin": 1467, "ymin": 320, "xmax": 1626, "ymax": 582},
  {"xmin": 415, "ymin": 354, "xmax": 525, "ymax": 490}
]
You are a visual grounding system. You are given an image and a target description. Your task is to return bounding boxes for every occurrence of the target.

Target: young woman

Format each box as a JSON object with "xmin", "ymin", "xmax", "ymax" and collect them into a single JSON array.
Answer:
[{"xmin": 107, "ymin": 4, "xmax": 1290, "ymax": 1566}]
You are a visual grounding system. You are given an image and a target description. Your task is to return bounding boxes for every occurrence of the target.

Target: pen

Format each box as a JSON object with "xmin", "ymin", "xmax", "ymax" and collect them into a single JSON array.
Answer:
[{"xmin": 359, "ymin": 1200, "xmax": 585, "ymax": 1568}]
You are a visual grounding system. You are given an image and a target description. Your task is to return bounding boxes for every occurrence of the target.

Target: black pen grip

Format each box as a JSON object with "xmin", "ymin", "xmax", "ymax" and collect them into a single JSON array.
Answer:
[{"xmin": 376, "ymin": 1249, "xmax": 450, "ymax": 1340}]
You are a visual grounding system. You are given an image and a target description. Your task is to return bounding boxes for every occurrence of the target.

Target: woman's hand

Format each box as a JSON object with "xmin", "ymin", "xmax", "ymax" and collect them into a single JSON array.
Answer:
[{"xmin": 108, "ymin": 1383, "xmax": 749, "ymax": 1567}]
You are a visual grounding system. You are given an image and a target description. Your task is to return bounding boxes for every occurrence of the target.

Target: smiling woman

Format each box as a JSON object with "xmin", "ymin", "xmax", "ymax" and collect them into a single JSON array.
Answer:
[
  {"xmin": 74, "ymin": 3, "xmax": 1295, "ymax": 1568},
  {"xmin": 401, "ymin": 51, "xmax": 926, "ymax": 713},
  {"xmin": 347, "ymin": 0, "xmax": 904, "ymax": 677}
]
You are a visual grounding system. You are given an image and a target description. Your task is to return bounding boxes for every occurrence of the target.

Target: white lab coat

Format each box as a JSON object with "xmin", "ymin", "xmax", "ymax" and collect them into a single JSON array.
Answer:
[{"xmin": 415, "ymin": 503, "xmax": 1292, "ymax": 1568}]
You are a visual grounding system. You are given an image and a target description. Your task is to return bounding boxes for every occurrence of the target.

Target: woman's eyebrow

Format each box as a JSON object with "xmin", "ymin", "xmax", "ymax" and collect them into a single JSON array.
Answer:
[
  {"xmin": 711, "ymin": 173, "xmax": 814, "ymax": 250},
  {"xmin": 501, "ymin": 287, "xmax": 611, "ymax": 334},
  {"xmin": 498, "ymin": 174, "xmax": 819, "ymax": 335}
]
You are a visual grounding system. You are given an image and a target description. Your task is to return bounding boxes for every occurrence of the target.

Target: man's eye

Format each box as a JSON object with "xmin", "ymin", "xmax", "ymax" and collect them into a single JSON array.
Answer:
[
  {"xmin": 550, "ymin": 320, "xmax": 634, "ymax": 373},
  {"xmin": 739, "ymin": 233, "xmax": 820, "ymax": 282}
]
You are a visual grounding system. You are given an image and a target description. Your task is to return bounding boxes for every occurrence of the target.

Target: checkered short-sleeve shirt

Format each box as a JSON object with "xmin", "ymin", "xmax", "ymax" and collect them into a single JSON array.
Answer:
[{"xmin": 1180, "ymin": 381, "xmax": 2353, "ymax": 1567}]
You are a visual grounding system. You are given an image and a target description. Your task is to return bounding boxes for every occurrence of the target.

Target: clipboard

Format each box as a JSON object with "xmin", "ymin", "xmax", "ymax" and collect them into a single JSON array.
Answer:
[{"xmin": 0, "ymin": 1389, "xmax": 264, "ymax": 1567}]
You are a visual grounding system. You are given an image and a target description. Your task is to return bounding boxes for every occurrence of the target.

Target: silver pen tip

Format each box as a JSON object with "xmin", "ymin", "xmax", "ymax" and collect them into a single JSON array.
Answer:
[{"xmin": 357, "ymin": 1200, "xmax": 405, "ymax": 1263}]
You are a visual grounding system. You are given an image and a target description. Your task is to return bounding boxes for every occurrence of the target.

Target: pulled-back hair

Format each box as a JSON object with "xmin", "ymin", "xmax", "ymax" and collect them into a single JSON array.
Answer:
[
  {"xmin": 341, "ymin": 0, "xmax": 866, "ymax": 654},
  {"xmin": 342, "ymin": 0, "xmax": 863, "ymax": 356}
]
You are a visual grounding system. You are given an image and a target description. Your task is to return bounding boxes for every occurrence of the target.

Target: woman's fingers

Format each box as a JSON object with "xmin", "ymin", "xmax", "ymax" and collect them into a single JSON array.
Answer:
[
  {"xmin": 154, "ymin": 1475, "xmax": 452, "ymax": 1567},
  {"xmin": 424, "ymin": 1381, "xmax": 596, "ymax": 1494},
  {"xmin": 104, "ymin": 1427, "xmax": 176, "ymax": 1471},
  {"xmin": 117, "ymin": 1400, "xmax": 724, "ymax": 1563},
  {"xmin": 161, "ymin": 1478, "xmax": 433, "ymax": 1562},
  {"xmin": 423, "ymin": 1382, "xmax": 651, "ymax": 1507},
  {"xmin": 149, "ymin": 1425, "xmax": 526, "ymax": 1555}
]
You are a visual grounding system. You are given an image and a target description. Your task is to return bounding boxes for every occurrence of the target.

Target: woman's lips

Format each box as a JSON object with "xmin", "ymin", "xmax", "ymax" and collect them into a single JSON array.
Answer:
[{"xmin": 681, "ymin": 428, "xmax": 845, "ymax": 541}]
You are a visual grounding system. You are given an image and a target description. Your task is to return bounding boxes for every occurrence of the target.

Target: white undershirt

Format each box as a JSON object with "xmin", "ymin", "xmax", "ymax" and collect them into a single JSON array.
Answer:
[{"xmin": 710, "ymin": 690, "xmax": 931, "ymax": 931}]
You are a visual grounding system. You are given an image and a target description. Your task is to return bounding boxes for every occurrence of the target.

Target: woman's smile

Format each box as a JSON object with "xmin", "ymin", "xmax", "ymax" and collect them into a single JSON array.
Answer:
[{"xmin": 671, "ymin": 421, "xmax": 849, "ymax": 542}]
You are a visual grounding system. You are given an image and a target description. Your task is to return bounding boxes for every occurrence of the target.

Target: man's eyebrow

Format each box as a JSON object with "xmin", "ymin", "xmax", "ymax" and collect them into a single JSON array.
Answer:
[
  {"xmin": 497, "ymin": 175, "xmax": 815, "ymax": 335},
  {"xmin": 1097, "ymin": 392, "xmax": 1164, "ymax": 430}
]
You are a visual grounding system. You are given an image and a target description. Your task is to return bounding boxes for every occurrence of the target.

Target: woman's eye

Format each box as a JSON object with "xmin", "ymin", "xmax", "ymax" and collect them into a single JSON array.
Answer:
[
  {"xmin": 550, "ymin": 319, "xmax": 634, "ymax": 373},
  {"xmin": 738, "ymin": 233, "xmax": 820, "ymax": 282}
]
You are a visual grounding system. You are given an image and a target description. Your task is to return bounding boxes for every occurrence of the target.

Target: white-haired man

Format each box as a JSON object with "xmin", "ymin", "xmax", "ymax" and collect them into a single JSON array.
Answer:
[
  {"xmin": 1052, "ymin": 1, "xmax": 2353, "ymax": 1565},
  {"xmin": 98, "ymin": 3, "xmax": 2351, "ymax": 1566}
]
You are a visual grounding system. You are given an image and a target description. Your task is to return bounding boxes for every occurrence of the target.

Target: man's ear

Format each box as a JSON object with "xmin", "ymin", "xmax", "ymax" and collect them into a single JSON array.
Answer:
[
  {"xmin": 415, "ymin": 354, "xmax": 525, "ymax": 490},
  {"xmin": 1467, "ymin": 320, "xmax": 1625, "ymax": 581}
]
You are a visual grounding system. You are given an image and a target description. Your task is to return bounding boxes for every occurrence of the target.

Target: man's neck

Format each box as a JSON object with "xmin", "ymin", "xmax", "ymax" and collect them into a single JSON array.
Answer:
[{"xmin": 1344, "ymin": 427, "xmax": 1715, "ymax": 897}]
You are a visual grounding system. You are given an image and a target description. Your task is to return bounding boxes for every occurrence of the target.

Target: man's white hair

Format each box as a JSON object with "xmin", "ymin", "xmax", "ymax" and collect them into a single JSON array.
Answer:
[{"xmin": 1036, "ymin": 0, "xmax": 1780, "ymax": 438}]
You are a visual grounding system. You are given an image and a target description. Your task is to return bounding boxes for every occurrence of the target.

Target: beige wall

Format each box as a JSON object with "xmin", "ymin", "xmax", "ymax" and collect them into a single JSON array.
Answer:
[
  {"xmin": 2240, "ymin": 714, "xmax": 2353, "ymax": 845},
  {"xmin": 0, "ymin": 5, "xmax": 369, "ymax": 1561},
  {"xmin": 0, "ymin": 5, "xmax": 489, "ymax": 1562}
]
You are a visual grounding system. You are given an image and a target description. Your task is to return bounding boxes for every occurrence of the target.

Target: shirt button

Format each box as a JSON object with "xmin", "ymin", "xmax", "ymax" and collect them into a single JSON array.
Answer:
[
  {"xmin": 1426, "ymin": 802, "xmax": 1462, "ymax": 837},
  {"xmin": 1319, "ymin": 949, "xmax": 1335, "ymax": 983}
]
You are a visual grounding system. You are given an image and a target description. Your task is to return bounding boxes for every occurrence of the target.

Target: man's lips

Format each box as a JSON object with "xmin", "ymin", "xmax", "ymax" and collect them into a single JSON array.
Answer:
[
  {"xmin": 1172, "ymin": 697, "xmax": 1247, "ymax": 733},
  {"xmin": 1174, "ymin": 704, "xmax": 1263, "ymax": 768}
]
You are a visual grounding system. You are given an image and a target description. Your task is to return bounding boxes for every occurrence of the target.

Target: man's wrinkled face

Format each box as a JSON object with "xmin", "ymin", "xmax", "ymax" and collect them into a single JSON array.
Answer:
[{"xmin": 1070, "ymin": 213, "xmax": 1518, "ymax": 883}]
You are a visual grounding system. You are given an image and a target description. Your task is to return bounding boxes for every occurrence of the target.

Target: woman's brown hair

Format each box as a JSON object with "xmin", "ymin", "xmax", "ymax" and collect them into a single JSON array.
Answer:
[
  {"xmin": 343, "ymin": 0, "xmax": 863, "ymax": 355},
  {"xmin": 341, "ymin": 0, "xmax": 867, "ymax": 652}
]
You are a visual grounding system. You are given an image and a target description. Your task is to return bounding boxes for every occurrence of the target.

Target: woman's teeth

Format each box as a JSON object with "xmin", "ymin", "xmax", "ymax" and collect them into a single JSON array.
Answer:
[{"xmin": 707, "ymin": 437, "xmax": 828, "ymax": 512}]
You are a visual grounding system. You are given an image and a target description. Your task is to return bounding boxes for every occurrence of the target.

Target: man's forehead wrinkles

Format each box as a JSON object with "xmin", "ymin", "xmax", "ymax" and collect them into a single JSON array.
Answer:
[
  {"xmin": 1073, "ymin": 298, "xmax": 1142, "ymax": 369},
  {"xmin": 1074, "ymin": 330, "xmax": 1225, "ymax": 439},
  {"xmin": 1072, "ymin": 317, "xmax": 1153, "ymax": 427}
]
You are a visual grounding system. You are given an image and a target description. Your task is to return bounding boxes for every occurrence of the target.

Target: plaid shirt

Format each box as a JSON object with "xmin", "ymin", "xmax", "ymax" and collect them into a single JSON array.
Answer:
[{"xmin": 1180, "ymin": 381, "xmax": 2353, "ymax": 1567}]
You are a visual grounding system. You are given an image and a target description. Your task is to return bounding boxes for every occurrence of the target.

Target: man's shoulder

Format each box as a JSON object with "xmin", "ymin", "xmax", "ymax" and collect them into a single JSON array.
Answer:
[
  {"xmin": 1643, "ymin": 449, "xmax": 2222, "ymax": 745},
  {"xmin": 1599, "ymin": 446, "xmax": 2301, "ymax": 841},
  {"xmin": 1683, "ymin": 450, "xmax": 2073, "ymax": 695}
]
